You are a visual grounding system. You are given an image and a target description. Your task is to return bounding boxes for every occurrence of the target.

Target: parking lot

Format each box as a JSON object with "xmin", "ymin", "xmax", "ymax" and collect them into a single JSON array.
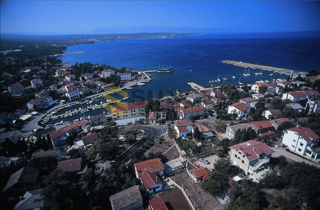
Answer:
[{"xmin": 193, "ymin": 155, "xmax": 220, "ymax": 171}]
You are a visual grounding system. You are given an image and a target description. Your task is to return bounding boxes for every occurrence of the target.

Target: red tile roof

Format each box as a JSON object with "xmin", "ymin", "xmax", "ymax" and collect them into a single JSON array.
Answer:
[
  {"xmin": 128, "ymin": 101, "xmax": 148, "ymax": 110},
  {"xmin": 90, "ymin": 114, "xmax": 106, "ymax": 121},
  {"xmin": 49, "ymin": 130, "xmax": 66, "ymax": 140},
  {"xmin": 82, "ymin": 133, "xmax": 100, "ymax": 145},
  {"xmin": 9, "ymin": 82, "xmax": 24, "ymax": 88},
  {"xmin": 181, "ymin": 106, "xmax": 205, "ymax": 114},
  {"xmin": 229, "ymin": 103, "xmax": 249, "ymax": 111},
  {"xmin": 62, "ymin": 121, "xmax": 87, "ymax": 133},
  {"xmin": 3, "ymin": 167, "xmax": 39, "ymax": 192},
  {"xmin": 230, "ymin": 140, "xmax": 274, "ymax": 161},
  {"xmin": 134, "ymin": 158, "xmax": 164, "ymax": 177},
  {"xmin": 287, "ymin": 126, "xmax": 320, "ymax": 142},
  {"xmin": 251, "ymin": 120, "xmax": 273, "ymax": 129},
  {"xmin": 149, "ymin": 196, "xmax": 168, "ymax": 210},
  {"xmin": 58, "ymin": 157, "xmax": 82, "ymax": 172},
  {"xmin": 28, "ymin": 98, "xmax": 45, "ymax": 105},
  {"xmin": 191, "ymin": 167, "xmax": 210, "ymax": 180},
  {"xmin": 140, "ymin": 170, "xmax": 163, "ymax": 189},
  {"xmin": 260, "ymin": 131, "xmax": 276, "ymax": 136},
  {"xmin": 180, "ymin": 100, "xmax": 192, "ymax": 107},
  {"xmin": 272, "ymin": 118, "xmax": 290, "ymax": 127},
  {"xmin": 174, "ymin": 119, "xmax": 193, "ymax": 127},
  {"xmin": 160, "ymin": 101, "xmax": 172, "ymax": 109},
  {"xmin": 288, "ymin": 91, "xmax": 307, "ymax": 97},
  {"xmin": 194, "ymin": 122, "xmax": 214, "ymax": 133},
  {"xmin": 67, "ymin": 90, "xmax": 80, "ymax": 95},
  {"xmin": 178, "ymin": 126, "xmax": 188, "ymax": 133},
  {"xmin": 33, "ymin": 150, "xmax": 56, "ymax": 158},
  {"xmin": 203, "ymin": 100, "xmax": 215, "ymax": 105},
  {"xmin": 268, "ymin": 110, "xmax": 282, "ymax": 115}
]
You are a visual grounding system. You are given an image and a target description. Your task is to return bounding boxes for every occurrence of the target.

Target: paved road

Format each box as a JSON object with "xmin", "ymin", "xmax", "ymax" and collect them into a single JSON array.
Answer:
[
  {"xmin": 272, "ymin": 146, "xmax": 320, "ymax": 168},
  {"xmin": 114, "ymin": 125, "xmax": 167, "ymax": 163}
]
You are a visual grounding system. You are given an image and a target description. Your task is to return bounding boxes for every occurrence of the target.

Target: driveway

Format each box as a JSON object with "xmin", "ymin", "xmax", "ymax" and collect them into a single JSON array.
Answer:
[
  {"xmin": 194, "ymin": 155, "xmax": 220, "ymax": 171},
  {"xmin": 272, "ymin": 146, "xmax": 320, "ymax": 168}
]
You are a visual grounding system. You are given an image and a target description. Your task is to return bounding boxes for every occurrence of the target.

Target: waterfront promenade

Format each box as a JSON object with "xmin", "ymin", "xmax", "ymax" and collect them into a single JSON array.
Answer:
[
  {"xmin": 222, "ymin": 60, "xmax": 303, "ymax": 76},
  {"xmin": 187, "ymin": 82, "xmax": 211, "ymax": 91}
]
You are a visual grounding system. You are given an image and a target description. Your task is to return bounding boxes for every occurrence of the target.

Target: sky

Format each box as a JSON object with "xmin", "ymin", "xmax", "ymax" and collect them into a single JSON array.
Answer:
[{"xmin": 1, "ymin": 1, "xmax": 320, "ymax": 34}]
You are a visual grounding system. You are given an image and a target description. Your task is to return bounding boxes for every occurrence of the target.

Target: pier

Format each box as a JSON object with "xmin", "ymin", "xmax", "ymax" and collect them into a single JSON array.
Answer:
[
  {"xmin": 222, "ymin": 60, "xmax": 305, "ymax": 76},
  {"xmin": 187, "ymin": 82, "xmax": 210, "ymax": 91}
]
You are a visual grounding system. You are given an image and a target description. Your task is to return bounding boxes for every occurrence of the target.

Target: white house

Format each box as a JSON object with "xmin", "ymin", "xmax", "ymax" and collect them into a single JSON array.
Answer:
[
  {"xmin": 30, "ymin": 79, "xmax": 43, "ymax": 88},
  {"xmin": 306, "ymin": 99, "xmax": 320, "ymax": 114},
  {"xmin": 229, "ymin": 140, "xmax": 273, "ymax": 181},
  {"xmin": 173, "ymin": 119, "xmax": 194, "ymax": 138},
  {"xmin": 263, "ymin": 110, "xmax": 282, "ymax": 119},
  {"xmin": 7, "ymin": 83, "xmax": 25, "ymax": 96},
  {"xmin": 101, "ymin": 69, "xmax": 115, "ymax": 78},
  {"xmin": 140, "ymin": 170, "xmax": 164, "ymax": 194},
  {"xmin": 227, "ymin": 103, "xmax": 251, "ymax": 118},
  {"xmin": 65, "ymin": 74, "xmax": 76, "ymax": 81},
  {"xmin": 27, "ymin": 97, "xmax": 55, "ymax": 110},
  {"xmin": 282, "ymin": 126, "xmax": 320, "ymax": 160},
  {"xmin": 282, "ymin": 90, "xmax": 320, "ymax": 102},
  {"xmin": 201, "ymin": 100, "xmax": 216, "ymax": 108},
  {"xmin": 81, "ymin": 73, "xmax": 94, "ymax": 80},
  {"xmin": 117, "ymin": 72, "xmax": 132, "ymax": 81},
  {"xmin": 65, "ymin": 90, "xmax": 81, "ymax": 101}
]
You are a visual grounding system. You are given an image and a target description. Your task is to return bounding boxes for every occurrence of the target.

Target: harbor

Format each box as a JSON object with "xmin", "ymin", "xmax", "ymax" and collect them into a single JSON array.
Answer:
[{"xmin": 222, "ymin": 60, "xmax": 304, "ymax": 76}]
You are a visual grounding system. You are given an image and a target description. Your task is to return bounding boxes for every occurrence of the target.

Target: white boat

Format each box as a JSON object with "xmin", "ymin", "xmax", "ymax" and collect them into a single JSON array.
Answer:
[
  {"xmin": 238, "ymin": 75, "xmax": 243, "ymax": 85},
  {"xmin": 137, "ymin": 82, "xmax": 145, "ymax": 86},
  {"xmin": 269, "ymin": 73, "xmax": 273, "ymax": 76},
  {"xmin": 232, "ymin": 76, "xmax": 236, "ymax": 79},
  {"xmin": 122, "ymin": 97, "xmax": 129, "ymax": 100},
  {"xmin": 255, "ymin": 69, "xmax": 262, "ymax": 75},
  {"xmin": 217, "ymin": 75, "xmax": 220, "ymax": 82}
]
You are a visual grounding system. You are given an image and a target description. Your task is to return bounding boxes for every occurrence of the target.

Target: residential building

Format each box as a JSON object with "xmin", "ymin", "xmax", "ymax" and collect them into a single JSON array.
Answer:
[
  {"xmin": 27, "ymin": 97, "xmax": 55, "ymax": 110},
  {"xmin": 173, "ymin": 119, "xmax": 194, "ymax": 138},
  {"xmin": 64, "ymin": 85, "xmax": 77, "ymax": 92},
  {"xmin": 186, "ymin": 93, "xmax": 202, "ymax": 104},
  {"xmin": 30, "ymin": 79, "xmax": 43, "ymax": 88},
  {"xmin": 90, "ymin": 114, "xmax": 107, "ymax": 125},
  {"xmin": 81, "ymin": 73, "xmax": 94, "ymax": 80},
  {"xmin": 164, "ymin": 158, "xmax": 185, "ymax": 176},
  {"xmin": 117, "ymin": 72, "xmax": 132, "ymax": 81},
  {"xmin": 270, "ymin": 118, "xmax": 290, "ymax": 130},
  {"xmin": 250, "ymin": 120, "xmax": 275, "ymax": 136},
  {"xmin": 189, "ymin": 167, "xmax": 210, "ymax": 182},
  {"xmin": 7, "ymin": 82, "xmax": 25, "ymax": 96},
  {"xmin": 263, "ymin": 110, "xmax": 282, "ymax": 119},
  {"xmin": 65, "ymin": 74, "xmax": 76, "ymax": 81},
  {"xmin": 227, "ymin": 103, "xmax": 251, "ymax": 118},
  {"xmin": 193, "ymin": 121, "xmax": 215, "ymax": 140},
  {"xmin": 102, "ymin": 83, "xmax": 114, "ymax": 91},
  {"xmin": 179, "ymin": 100, "xmax": 193, "ymax": 108},
  {"xmin": 201, "ymin": 100, "xmax": 216, "ymax": 108},
  {"xmin": 14, "ymin": 189, "xmax": 43, "ymax": 210},
  {"xmin": 149, "ymin": 196, "xmax": 168, "ymax": 210},
  {"xmin": 33, "ymin": 150, "xmax": 62, "ymax": 161},
  {"xmin": 140, "ymin": 170, "xmax": 164, "ymax": 194},
  {"xmin": 134, "ymin": 158, "xmax": 165, "ymax": 178},
  {"xmin": 75, "ymin": 133, "xmax": 100, "ymax": 149},
  {"xmin": 251, "ymin": 83, "xmax": 283, "ymax": 94},
  {"xmin": 2, "ymin": 167, "xmax": 39, "ymax": 192},
  {"xmin": 282, "ymin": 90, "xmax": 320, "ymax": 102},
  {"xmin": 179, "ymin": 106, "xmax": 205, "ymax": 119},
  {"xmin": 110, "ymin": 185, "xmax": 143, "ymax": 210},
  {"xmin": 49, "ymin": 130, "xmax": 68, "ymax": 147},
  {"xmin": 229, "ymin": 140, "xmax": 273, "ymax": 181},
  {"xmin": 101, "ymin": 69, "xmax": 115, "ymax": 78},
  {"xmin": 159, "ymin": 188, "xmax": 193, "ymax": 210},
  {"xmin": 239, "ymin": 97, "xmax": 256, "ymax": 106},
  {"xmin": 226, "ymin": 123, "xmax": 251, "ymax": 139},
  {"xmin": 57, "ymin": 157, "xmax": 87, "ymax": 174},
  {"xmin": 286, "ymin": 103, "xmax": 304, "ymax": 113},
  {"xmin": 65, "ymin": 90, "xmax": 81, "ymax": 101},
  {"xmin": 282, "ymin": 126, "xmax": 320, "ymax": 160},
  {"xmin": 37, "ymin": 89, "xmax": 50, "ymax": 98},
  {"xmin": 306, "ymin": 99, "xmax": 320, "ymax": 114},
  {"xmin": 111, "ymin": 101, "xmax": 148, "ymax": 119},
  {"xmin": 148, "ymin": 111, "xmax": 166, "ymax": 125}
]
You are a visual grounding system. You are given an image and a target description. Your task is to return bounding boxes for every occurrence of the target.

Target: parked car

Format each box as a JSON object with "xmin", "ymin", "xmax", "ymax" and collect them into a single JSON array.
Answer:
[{"xmin": 199, "ymin": 158, "xmax": 210, "ymax": 165}]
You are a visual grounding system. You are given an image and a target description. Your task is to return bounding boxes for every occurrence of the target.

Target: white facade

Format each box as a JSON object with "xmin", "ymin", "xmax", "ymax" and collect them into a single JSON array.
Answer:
[
  {"xmin": 66, "ymin": 91, "xmax": 80, "ymax": 101},
  {"xmin": 30, "ymin": 79, "xmax": 43, "ymax": 88},
  {"xmin": 282, "ymin": 127, "xmax": 320, "ymax": 160}
]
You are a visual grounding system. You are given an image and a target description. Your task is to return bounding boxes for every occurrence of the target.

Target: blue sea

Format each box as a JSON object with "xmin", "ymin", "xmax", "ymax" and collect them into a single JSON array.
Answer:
[{"xmin": 59, "ymin": 33, "xmax": 320, "ymax": 101}]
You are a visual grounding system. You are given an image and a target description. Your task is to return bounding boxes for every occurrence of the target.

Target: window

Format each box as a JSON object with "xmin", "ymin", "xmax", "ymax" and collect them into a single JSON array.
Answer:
[
  {"xmin": 235, "ymin": 154, "xmax": 237, "ymax": 158},
  {"xmin": 300, "ymin": 143, "xmax": 304, "ymax": 147},
  {"xmin": 242, "ymin": 160, "xmax": 244, "ymax": 164},
  {"xmin": 292, "ymin": 145, "xmax": 295, "ymax": 148},
  {"xmin": 298, "ymin": 148, "xmax": 302, "ymax": 152}
]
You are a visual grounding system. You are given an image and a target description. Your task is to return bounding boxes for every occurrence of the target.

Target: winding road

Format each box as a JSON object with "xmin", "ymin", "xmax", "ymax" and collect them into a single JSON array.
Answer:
[{"xmin": 114, "ymin": 125, "xmax": 167, "ymax": 163}]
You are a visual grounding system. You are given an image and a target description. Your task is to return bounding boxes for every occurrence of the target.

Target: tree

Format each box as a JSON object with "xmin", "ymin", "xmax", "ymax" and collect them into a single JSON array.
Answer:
[
  {"xmin": 120, "ymin": 125, "xmax": 141, "ymax": 143},
  {"xmin": 214, "ymin": 158, "xmax": 241, "ymax": 176},
  {"xmin": 99, "ymin": 142, "xmax": 117, "ymax": 160},
  {"xmin": 276, "ymin": 121, "xmax": 295, "ymax": 133},
  {"xmin": 259, "ymin": 85, "xmax": 268, "ymax": 94},
  {"xmin": 2, "ymin": 138, "xmax": 16, "ymax": 156},
  {"xmin": 202, "ymin": 171, "xmax": 229, "ymax": 198},
  {"xmin": 41, "ymin": 169, "xmax": 88, "ymax": 210},
  {"xmin": 271, "ymin": 98, "xmax": 285, "ymax": 111}
]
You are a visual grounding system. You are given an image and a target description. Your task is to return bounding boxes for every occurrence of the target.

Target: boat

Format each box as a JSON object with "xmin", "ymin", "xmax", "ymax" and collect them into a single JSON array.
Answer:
[
  {"xmin": 238, "ymin": 75, "xmax": 243, "ymax": 85},
  {"xmin": 269, "ymin": 73, "xmax": 273, "ymax": 76},
  {"xmin": 255, "ymin": 69, "xmax": 263, "ymax": 75},
  {"xmin": 190, "ymin": 69, "xmax": 193, "ymax": 72},
  {"xmin": 232, "ymin": 75, "xmax": 236, "ymax": 79},
  {"xmin": 137, "ymin": 82, "xmax": 145, "ymax": 86},
  {"xmin": 126, "ymin": 87, "xmax": 133, "ymax": 90},
  {"xmin": 122, "ymin": 97, "xmax": 129, "ymax": 100},
  {"xmin": 157, "ymin": 63, "xmax": 173, "ymax": 73}
]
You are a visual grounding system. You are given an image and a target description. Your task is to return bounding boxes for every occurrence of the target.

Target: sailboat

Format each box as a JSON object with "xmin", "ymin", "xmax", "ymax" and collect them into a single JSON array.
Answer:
[
  {"xmin": 217, "ymin": 74, "xmax": 220, "ymax": 82},
  {"xmin": 243, "ymin": 68, "xmax": 249, "ymax": 77},
  {"xmin": 255, "ymin": 69, "xmax": 262, "ymax": 75},
  {"xmin": 238, "ymin": 75, "xmax": 243, "ymax": 85}
]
